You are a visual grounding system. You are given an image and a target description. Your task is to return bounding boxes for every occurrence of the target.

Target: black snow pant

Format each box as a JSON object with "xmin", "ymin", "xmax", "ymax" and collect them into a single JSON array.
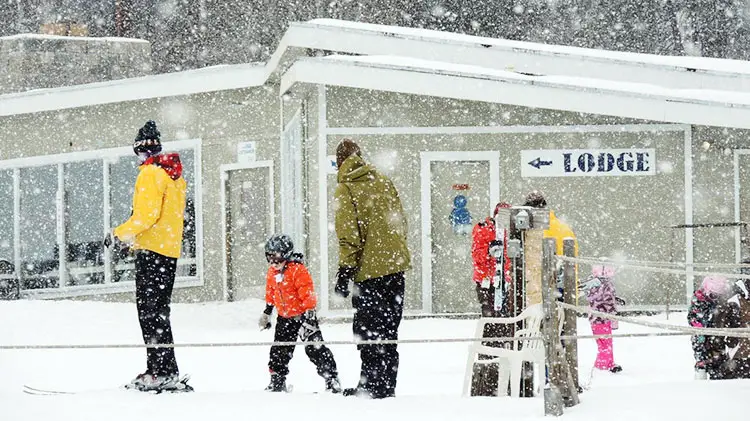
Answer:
[
  {"xmin": 471, "ymin": 283, "xmax": 509, "ymax": 396},
  {"xmin": 352, "ymin": 272, "xmax": 405, "ymax": 398},
  {"xmin": 268, "ymin": 314, "xmax": 338, "ymax": 380},
  {"xmin": 135, "ymin": 250, "xmax": 179, "ymax": 377},
  {"xmin": 475, "ymin": 283, "xmax": 505, "ymax": 342}
]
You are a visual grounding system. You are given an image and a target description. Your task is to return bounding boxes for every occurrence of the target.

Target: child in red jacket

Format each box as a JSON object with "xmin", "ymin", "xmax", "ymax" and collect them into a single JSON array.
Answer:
[
  {"xmin": 258, "ymin": 234, "xmax": 341, "ymax": 393},
  {"xmin": 471, "ymin": 202, "xmax": 512, "ymax": 317}
]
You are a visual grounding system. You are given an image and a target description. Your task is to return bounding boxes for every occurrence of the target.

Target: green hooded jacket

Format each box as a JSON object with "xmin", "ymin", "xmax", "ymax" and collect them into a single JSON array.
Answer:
[{"xmin": 334, "ymin": 154, "xmax": 411, "ymax": 282}]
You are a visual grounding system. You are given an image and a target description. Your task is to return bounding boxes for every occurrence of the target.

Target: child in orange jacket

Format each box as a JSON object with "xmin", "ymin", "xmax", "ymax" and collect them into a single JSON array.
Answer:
[{"xmin": 258, "ymin": 234, "xmax": 341, "ymax": 393}]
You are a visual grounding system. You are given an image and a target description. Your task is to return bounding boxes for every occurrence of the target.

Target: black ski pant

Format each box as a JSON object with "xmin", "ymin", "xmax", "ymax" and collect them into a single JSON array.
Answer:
[
  {"xmin": 268, "ymin": 314, "xmax": 338, "ymax": 380},
  {"xmin": 352, "ymin": 272, "xmax": 405, "ymax": 398},
  {"xmin": 135, "ymin": 250, "xmax": 179, "ymax": 377},
  {"xmin": 476, "ymin": 283, "xmax": 503, "ymax": 342}
]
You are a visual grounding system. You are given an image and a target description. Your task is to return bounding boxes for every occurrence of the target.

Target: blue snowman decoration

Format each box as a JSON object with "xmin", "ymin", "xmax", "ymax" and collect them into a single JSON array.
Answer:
[{"xmin": 449, "ymin": 194, "xmax": 472, "ymax": 235}]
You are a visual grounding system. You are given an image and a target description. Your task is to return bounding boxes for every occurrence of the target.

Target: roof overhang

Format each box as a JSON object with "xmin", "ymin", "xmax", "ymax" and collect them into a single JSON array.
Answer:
[
  {"xmin": 290, "ymin": 19, "xmax": 750, "ymax": 91},
  {"xmin": 281, "ymin": 55, "xmax": 750, "ymax": 130},
  {"xmin": 0, "ymin": 63, "xmax": 268, "ymax": 117}
]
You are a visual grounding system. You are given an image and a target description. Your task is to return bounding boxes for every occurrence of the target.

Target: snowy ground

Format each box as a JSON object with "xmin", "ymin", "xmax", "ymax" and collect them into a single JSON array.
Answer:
[{"xmin": 1, "ymin": 299, "xmax": 749, "ymax": 421}]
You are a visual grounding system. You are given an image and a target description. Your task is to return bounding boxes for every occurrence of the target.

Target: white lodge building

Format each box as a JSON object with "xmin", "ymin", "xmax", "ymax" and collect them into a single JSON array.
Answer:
[{"xmin": 2, "ymin": 19, "xmax": 750, "ymax": 316}]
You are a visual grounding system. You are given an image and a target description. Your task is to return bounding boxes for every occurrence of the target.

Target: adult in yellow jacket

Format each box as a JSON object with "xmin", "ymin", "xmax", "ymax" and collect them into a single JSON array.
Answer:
[
  {"xmin": 106, "ymin": 120, "xmax": 189, "ymax": 393},
  {"xmin": 524, "ymin": 191, "xmax": 579, "ymax": 290}
]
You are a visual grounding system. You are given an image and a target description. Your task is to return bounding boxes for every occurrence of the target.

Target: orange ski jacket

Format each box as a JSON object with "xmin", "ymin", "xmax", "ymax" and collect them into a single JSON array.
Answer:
[{"xmin": 265, "ymin": 259, "xmax": 317, "ymax": 318}]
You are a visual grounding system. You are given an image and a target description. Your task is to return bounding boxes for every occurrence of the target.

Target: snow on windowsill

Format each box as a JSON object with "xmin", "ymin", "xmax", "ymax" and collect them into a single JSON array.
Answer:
[{"xmin": 20, "ymin": 277, "xmax": 203, "ymax": 300}]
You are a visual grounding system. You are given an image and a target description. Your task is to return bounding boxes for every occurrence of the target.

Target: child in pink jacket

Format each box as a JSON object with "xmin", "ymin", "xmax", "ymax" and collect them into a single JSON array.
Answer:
[{"xmin": 581, "ymin": 263, "xmax": 623, "ymax": 373}]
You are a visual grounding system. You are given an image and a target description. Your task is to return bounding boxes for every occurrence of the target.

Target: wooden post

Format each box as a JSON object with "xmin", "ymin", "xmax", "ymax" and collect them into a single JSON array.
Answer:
[
  {"xmin": 542, "ymin": 238, "xmax": 564, "ymax": 416},
  {"xmin": 562, "ymin": 238, "xmax": 579, "ymax": 389}
]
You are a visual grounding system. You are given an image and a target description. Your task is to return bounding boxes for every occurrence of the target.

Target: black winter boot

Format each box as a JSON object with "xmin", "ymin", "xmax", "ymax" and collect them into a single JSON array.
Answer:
[
  {"xmin": 325, "ymin": 376, "xmax": 342, "ymax": 393},
  {"xmin": 265, "ymin": 373, "xmax": 288, "ymax": 392},
  {"xmin": 343, "ymin": 386, "xmax": 370, "ymax": 398}
]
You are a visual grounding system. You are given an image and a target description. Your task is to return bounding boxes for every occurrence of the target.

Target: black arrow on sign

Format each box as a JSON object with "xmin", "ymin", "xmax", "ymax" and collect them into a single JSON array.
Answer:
[{"xmin": 528, "ymin": 157, "xmax": 553, "ymax": 169}]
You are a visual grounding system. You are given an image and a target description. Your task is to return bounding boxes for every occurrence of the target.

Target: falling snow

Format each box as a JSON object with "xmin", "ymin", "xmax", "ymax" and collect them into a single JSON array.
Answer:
[{"xmin": 2, "ymin": 1, "xmax": 750, "ymax": 420}]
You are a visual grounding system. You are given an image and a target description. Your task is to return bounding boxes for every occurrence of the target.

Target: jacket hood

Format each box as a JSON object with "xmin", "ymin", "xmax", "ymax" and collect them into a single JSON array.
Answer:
[
  {"xmin": 337, "ymin": 154, "xmax": 376, "ymax": 183},
  {"xmin": 143, "ymin": 152, "xmax": 183, "ymax": 180}
]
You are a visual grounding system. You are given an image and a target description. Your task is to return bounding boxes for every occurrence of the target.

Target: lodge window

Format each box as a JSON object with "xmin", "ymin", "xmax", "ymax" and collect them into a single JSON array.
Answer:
[
  {"xmin": 0, "ymin": 139, "xmax": 202, "ymax": 298},
  {"xmin": 0, "ymin": 170, "xmax": 14, "ymax": 298},
  {"xmin": 19, "ymin": 165, "xmax": 59, "ymax": 289}
]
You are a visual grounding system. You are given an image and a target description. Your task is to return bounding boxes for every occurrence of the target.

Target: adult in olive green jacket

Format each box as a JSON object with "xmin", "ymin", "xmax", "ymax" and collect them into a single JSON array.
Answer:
[
  {"xmin": 333, "ymin": 153, "xmax": 411, "ymax": 286},
  {"xmin": 333, "ymin": 139, "xmax": 410, "ymax": 399}
]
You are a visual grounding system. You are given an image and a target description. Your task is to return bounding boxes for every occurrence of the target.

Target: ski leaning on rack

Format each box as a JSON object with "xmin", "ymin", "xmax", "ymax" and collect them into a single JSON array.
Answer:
[
  {"xmin": 490, "ymin": 222, "xmax": 507, "ymax": 315},
  {"xmin": 23, "ymin": 374, "xmax": 194, "ymax": 396}
]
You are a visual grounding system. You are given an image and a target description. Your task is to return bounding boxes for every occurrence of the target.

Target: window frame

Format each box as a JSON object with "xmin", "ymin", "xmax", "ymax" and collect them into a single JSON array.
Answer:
[
  {"xmin": 0, "ymin": 138, "xmax": 204, "ymax": 299},
  {"xmin": 280, "ymin": 106, "xmax": 305, "ymax": 250}
]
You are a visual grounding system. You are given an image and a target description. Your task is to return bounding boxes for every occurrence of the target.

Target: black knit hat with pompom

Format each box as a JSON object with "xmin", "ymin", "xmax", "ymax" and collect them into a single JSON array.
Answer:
[{"xmin": 133, "ymin": 120, "xmax": 162, "ymax": 157}]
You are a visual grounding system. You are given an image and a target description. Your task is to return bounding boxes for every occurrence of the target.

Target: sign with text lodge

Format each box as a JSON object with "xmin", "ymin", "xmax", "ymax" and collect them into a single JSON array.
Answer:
[{"xmin": 521, "ymin": 148, "xmax": 656, "ymax": 178}]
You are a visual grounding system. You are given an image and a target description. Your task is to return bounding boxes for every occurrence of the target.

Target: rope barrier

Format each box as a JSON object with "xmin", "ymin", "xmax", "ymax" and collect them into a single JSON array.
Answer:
[
  {"xmin": 0, "ymin": 332, "xmax": 696, "ymax": 350},
  {"xmin": 557, "ymin": 301, "xmax": 750, "ymax": 339},
  {"xmin": 570, "ymin": 258, "xmax": 750, "ymax": 269},
  {"xmin": 2, "ymin": 306, "xmax": 748, "ymax": 350},
  {"xmin": 0, "ymin": 336, "xmax": 530, "ymax": 350},
  {"xmin": 557, "ymin": 255, "xmax": 750, "ymax": 280}
]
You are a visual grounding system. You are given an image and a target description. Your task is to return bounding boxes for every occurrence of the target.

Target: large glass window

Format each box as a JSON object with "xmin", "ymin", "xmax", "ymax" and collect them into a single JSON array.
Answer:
[
  {"xmin": 109, "ymin": 154, "xmax": 140, "ymax": 283},
  {"xmin": 0, "ymin": 170, "xmax": 15, "ymax": 294},
  {"xmin": 64, "ymin": 161, "xmax": 105, "ymax": 286},
  {"xmin": 19, "ymin": 166, "xmax": 59, "ymax": 290},
  {"xmin": 0, "ymin": 140, "xmax": 201, "ymax": 296},
  {"xmin": 177, "ymin": 149, "xmax": 197, "ymax": 277}
]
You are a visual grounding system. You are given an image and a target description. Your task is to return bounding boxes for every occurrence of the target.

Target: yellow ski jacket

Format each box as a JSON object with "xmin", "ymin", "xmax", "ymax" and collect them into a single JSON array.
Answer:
[
  {"xmin": 545, "ymin": 210, "xmax": 578, "ymax": 257},
  {"xmin": 114, "ymin": 156, "xmax": 187, "ymax": 259}
]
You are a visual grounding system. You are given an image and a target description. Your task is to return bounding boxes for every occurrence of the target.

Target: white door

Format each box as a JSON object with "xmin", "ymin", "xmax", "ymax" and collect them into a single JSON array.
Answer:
[
  {"xmin": 421, "ymin": 151, "xmax": 500, "ymax": 314},
  {"xmin": 221, "ymin": 161, "xmax": 274, "ymax": 301}
]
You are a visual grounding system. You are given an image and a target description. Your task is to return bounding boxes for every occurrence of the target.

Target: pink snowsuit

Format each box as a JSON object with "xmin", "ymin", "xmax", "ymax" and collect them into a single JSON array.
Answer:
[{"xmin": 584, "ymin": 275, "xmax": 618, "ymax": 370}]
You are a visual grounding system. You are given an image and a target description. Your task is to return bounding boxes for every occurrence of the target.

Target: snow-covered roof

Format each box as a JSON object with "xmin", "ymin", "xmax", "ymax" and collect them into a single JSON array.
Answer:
[
  {"xmin": 282, "ymin": 55, "xmax": 750, "ymax": 130},
  {"xmin": 306, "ymin": 19, "xmax": 750, "ymax": 76},
  {"xmin": 3, "ymin": 18, "xmax": 750, "ymax": 128},
  {"xmin": 0, "ymin": 63, "xmax": 266, "ymax": 117},
  {"xmin": 0, "ymin": 33, "xmax": 149, "ymax": 43}
]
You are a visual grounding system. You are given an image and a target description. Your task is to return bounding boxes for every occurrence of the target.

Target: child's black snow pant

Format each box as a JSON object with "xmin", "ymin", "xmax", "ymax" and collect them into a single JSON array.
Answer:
[{"xmin": 268, "ymin": 314, "xmax": 338, "ymax": 380}]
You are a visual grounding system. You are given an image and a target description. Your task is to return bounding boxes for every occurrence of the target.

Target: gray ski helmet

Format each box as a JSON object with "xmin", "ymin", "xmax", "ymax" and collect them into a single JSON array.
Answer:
[{"xmin": 265, "ymin": 234, "xmax": 294, "ymax": 261}]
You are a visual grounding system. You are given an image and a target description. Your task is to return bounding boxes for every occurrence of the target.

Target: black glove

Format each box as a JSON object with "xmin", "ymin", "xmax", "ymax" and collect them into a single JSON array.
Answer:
[
  {"xmin": 259, "ymin": 304, "xmax": 274, "ymax": 330},
  {"xmin": 335, "ymin": 266, "xmax": 357, "ymax": 298},
  {"xmin": 258, "ymin": 313, "xmax": 271, "ymax": 330},
  {"xmin": 105, "ymin": 232, "xmax": 131, "ymax": 259}
]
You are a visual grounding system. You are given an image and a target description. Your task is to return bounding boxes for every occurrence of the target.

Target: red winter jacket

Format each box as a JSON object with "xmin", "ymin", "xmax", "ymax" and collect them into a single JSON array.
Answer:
[{"xmin": 471, "ymin": 217, "xmax": 511, "ymax": 285}]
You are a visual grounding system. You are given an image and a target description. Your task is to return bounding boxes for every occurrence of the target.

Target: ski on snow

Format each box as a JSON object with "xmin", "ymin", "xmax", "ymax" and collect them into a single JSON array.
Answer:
[{"xmin": 23, "ymin": 375, "xmax": 194, "ymax": 396}]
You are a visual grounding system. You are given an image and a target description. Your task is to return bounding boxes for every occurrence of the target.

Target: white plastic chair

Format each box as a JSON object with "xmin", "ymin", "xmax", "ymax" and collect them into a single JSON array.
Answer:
[{"xmin": 462, "ymin": 303, "xmax": 564, "ymax": 398}]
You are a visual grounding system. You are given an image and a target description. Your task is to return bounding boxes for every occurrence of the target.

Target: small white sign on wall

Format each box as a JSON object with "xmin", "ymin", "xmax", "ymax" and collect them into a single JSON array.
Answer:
[
  {"xmin": 237, "ymin": 141, "xmax": 257, "ymax": 163},
  {"xmin": 326, "ymin": 155, "xmax": 338, "ymax": 174},
  {"xmin": 521, "ymin": 148, "xmax": 656, "ymax": 178}
]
